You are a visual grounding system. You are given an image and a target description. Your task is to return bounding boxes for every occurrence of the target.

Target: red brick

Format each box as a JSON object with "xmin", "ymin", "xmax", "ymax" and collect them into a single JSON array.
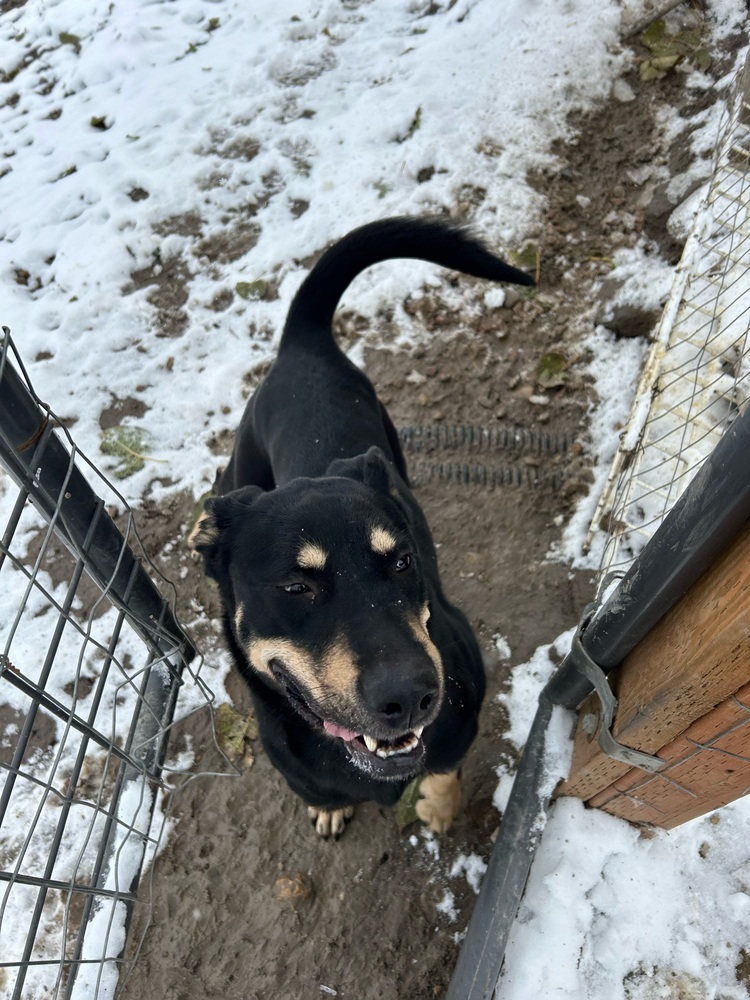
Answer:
[
  {"xmin": 735, "ymin": 680, "xmax": 750, "ymax": 708},
  {"xmin": 663, "ymin": 747, "xmax": 750, "ymax": 802},
  {"xmin": 587, "ymin": 784, "xmax": 620, "ymax": 808},
  {"xmin": 601, "ymin": 774, "xmax": 697, "ymax": 825},
  {"xmin": 708, "ymin": 716, "xmax": 750, "ymax": 758},
  {"xmin": 653, "ymin": 734, "xmax": 696, "ymax": 765},
  {"xmin": 682, "ymin": 695, "xmax": 750, "ymax": 745}
]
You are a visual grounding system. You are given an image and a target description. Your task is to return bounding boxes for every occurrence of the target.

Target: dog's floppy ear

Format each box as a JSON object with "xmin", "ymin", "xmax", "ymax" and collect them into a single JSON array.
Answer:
[
  {"xmin": 190, "ymin": 485, "xmax": 263, "ymax": 578},
  {"xmin": 329, "ymin": 447, "xmax": 440, "ymax": 573},
  {"xmin": 326, "ymin": 446, "xmax": 397, "ymax": 493}
]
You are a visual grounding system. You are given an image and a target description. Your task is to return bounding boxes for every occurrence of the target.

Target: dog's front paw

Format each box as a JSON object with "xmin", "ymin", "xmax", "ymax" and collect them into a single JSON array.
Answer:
[
  {"xmin": 307, "ymin": 805, "xmax": 355, "ymax": 839},
  {"xmin": 416, "ymin": 771, "xmax": 461, "ymax": 834}
]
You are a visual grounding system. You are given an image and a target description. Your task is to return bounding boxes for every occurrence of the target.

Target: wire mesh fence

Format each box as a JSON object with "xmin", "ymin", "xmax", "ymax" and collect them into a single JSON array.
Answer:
[
  {"xmin": 568, "ymin": 47, "xmax": 750, "ymax": 827},
  {"xmin": 0, "ymin": 330, "xmax": 223, "ymax": 998},
  {"xmin": 587, "ymin": 50, "xmax": 750, "ymax": 578}
]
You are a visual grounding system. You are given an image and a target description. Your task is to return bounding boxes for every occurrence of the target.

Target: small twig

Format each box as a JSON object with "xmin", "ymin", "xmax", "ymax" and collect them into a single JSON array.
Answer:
[
  {"xmin": 623, "ymin": 0, "xmax": 689, "ymax": 39},
  {"xmin": 115, "ymin": 440, "xmax": 168, "ymax": 464}
]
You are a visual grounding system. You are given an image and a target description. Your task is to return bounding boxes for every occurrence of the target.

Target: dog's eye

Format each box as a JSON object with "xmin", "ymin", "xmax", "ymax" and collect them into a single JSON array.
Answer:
[
  {"xmin": 394, "ymin": 553, "xmax": 412, "ymax": 573},
  {"xmin": 283, "ymin": 582, "xmax": 310, "ymax": 595}
]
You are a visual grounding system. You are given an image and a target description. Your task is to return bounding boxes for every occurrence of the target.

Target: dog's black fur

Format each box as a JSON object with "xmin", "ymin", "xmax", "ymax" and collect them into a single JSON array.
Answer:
[{"xmin": 194, "ymin": 217, "xmax": 534, "ymax": 831}]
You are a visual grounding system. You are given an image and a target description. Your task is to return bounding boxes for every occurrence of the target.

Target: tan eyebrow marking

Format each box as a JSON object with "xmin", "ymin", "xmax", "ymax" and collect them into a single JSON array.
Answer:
[
  {"xmin": 369, "ymin": 525, "xmax": 397, "ymax": 555},
  {"xmin": 297, "ymin": 541, "xmax": 328, "ymax": 570}
]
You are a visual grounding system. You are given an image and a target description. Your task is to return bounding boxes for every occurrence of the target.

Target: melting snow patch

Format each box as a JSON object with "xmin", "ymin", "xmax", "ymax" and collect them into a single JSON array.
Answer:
[
  {"xmin": 437, "ymin": 890, "xmax": 458, "ymax": 923},
  {"xmin": 450, "ymin": 853, "xmax": 488, "ymax": 895}
]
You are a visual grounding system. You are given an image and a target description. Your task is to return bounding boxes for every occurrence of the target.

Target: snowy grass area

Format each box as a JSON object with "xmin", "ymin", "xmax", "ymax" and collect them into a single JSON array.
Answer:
[
  {"xmin": 1, "ymin": 0, "xmax": 750, "ymax": 997},
  {"xmin": 0, "ymin": 0, "xmax": 630, "ymax": 505}
]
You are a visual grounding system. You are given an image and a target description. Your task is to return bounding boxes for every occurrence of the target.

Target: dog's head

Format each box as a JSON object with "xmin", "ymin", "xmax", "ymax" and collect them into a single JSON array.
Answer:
[{"xmin": 194, "ymin": 447, "xmax": 443, "ymax": 781}]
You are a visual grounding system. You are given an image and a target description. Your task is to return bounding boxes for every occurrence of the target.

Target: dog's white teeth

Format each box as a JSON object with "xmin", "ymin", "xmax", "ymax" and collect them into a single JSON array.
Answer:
[
  {"xmin": 363, "ymin": 734, "xmax": 379, "ymax": 753},
  {"xmin": 413, "ymin": 725, "xmax": 424, "ymax": 739},
  {"xmin": 375, "ymin": 734, "xmax": 419, "ymax": 759}
]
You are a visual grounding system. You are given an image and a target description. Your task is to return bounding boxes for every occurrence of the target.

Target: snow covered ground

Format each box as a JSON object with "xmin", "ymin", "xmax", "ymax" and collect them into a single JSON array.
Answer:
[
  {"xmin": 496, "ymin": 634, "xmax": 750, "ymax": 1000},
  {"xmin": 1, "ymin": 0, "xmax": 749, "ymax": 997},
  {"xmin": 0, "ymin": 0, "xmax": 628, "ymax": 501}
]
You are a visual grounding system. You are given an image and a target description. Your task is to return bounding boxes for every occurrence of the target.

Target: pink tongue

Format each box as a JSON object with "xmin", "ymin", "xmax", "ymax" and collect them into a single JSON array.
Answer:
[{"xmin": 323, "ymin": 720, "xmax": 361, "ymax": 742}]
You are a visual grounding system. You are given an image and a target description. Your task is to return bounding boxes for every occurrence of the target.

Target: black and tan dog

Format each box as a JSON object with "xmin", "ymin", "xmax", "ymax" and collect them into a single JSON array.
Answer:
[{"xmin": 193, "ymin": 217, "xmax": 533, "ymax": 837}]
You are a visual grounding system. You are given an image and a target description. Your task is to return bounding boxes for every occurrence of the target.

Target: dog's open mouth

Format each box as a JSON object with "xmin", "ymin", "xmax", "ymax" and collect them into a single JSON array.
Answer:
[
  {"xmin": 272, "ymin": 661, "xmax": 426, "ymax": 780},
  {"xmin": 323, "ymin": 718, "xmax": 426, "ymax": 774}
]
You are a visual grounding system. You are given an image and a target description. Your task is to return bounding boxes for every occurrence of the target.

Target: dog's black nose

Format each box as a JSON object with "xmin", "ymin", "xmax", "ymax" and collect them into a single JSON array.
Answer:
[{"xmin": 361, "ymin": 662, "xmax": 440, "ymax": 732}]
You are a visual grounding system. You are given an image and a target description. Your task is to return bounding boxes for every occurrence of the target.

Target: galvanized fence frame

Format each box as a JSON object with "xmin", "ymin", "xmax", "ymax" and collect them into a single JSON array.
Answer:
[{"xmin": 0, "ymin": 329, "xmax": 208, "ymax": 997}]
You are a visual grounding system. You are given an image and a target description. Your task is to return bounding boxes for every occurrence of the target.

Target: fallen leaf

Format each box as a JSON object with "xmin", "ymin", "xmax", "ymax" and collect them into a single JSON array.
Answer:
[
  {"xmin": 59, "ymin": 31, "xmax": 81, "ymax": 53},
  {"xmin": 236, "ymin": 279, "xmax": 267, "ymax": 301},
  {"xmin": 274, "ymin": 872, "xmax": 315, "ymax": 908},
  {"xmin": 537, "ymin": 352, "xmax": 568, "ymax": 388},
  {"xmin": 512, "ymin": 242, "xmax": 538, "ymax": 272},
  {"xmin": 395, "ymin": 777, "xmax": 422, "ymax": 831},
  {"xmin": 639, "ymin": 19, "xmax": 710, "ymax": 81},
  {"xmin": 215, "ymin": 702, "xmax": 257, "ymax": 762}
]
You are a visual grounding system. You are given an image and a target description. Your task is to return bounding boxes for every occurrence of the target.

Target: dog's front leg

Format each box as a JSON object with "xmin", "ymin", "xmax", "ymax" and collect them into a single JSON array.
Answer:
[
  {"xmin": 307, "ymin": 805, "xmax": 355, "ymax": 839},
  {"xmin": 415, "ymin": 771, "xmax": 461, "ymax": 834}
]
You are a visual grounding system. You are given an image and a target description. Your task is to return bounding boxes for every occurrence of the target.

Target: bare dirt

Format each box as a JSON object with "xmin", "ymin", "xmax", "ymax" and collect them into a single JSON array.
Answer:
[{"xmin": 117, "ymin": 23, "xmax": 748, "ymax": 1000}]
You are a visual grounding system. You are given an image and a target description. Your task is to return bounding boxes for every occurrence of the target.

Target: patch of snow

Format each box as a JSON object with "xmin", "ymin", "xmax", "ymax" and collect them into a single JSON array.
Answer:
[
  {"xmin": 498, "ymin": 796, "xmax": 750, "ymax": 1000},
  {"xmin": 495, "ymin": 626, "xmax": 750, "ymax": 999},
  {"xmin": 450, "ymin": 853, "xmax": 488, "ymax": 895},
  {"xmin": 493, "ymin": 633, "xmax": 512, "ymax": 662},
  {"xmin": 437, "ymin": 890, "xmax": 458, "ymax": 923}
]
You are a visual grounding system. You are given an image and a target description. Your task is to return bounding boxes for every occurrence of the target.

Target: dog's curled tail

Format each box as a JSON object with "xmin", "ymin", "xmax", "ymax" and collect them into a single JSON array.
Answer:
[{"xmin": 281, "ymin": 216, "xmax": 534, "ymax": 348}]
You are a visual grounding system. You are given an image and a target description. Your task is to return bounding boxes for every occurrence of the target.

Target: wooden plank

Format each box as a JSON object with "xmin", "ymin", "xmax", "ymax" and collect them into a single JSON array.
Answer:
[{"xmin": 560, "ymin": 519, "xmax": 750, "ymax": 804}]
